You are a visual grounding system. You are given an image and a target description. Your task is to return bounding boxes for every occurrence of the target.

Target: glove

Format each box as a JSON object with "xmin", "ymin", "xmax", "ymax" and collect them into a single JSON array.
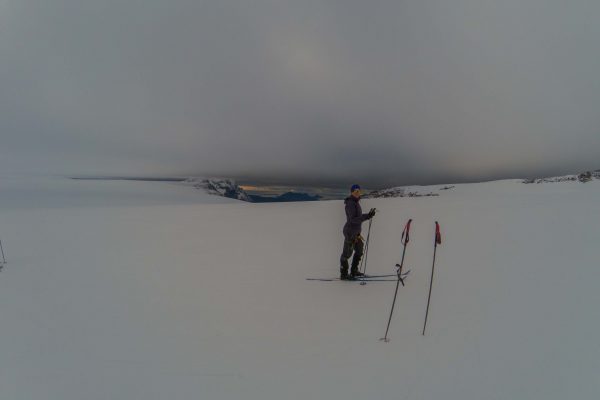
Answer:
[{"xmin": 368, "ymin": 208, "xmax": 377, "ymax": 219}]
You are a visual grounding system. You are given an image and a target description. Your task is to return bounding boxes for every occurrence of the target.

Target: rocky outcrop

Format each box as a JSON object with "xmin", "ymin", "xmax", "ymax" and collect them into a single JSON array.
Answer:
[
  {"xmin": 184, "ymin": 178, "xmax": 251, "ymax": 202},
  {"xmin": 364, "ymin": 187, "xmax": 440, "ymax": 199},
  {"xmin": 522, "ymin": 170, "xmax": 600, "ymax": 184}
]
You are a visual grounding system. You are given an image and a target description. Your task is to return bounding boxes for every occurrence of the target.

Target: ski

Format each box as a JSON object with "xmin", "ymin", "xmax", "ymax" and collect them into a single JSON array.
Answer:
[
  {"xmin": 362, "ymin": 273, "xmax": 404, "ymax": 279},
  {"xmin": 359, "ymin": 273, "xmax": 398, "ymax": 278},
  {"xmin": 306, "ymin": 277, "xmax": 397, "ymax": 282},
  {"xmin": 366, "ymin": 270, "xmax": 410, "ymax": 280},
  {"xmin": 359, "ymin": 270, "xmax": 410, "ymax": 286},
  {"xmin": 306, "ymin": 271, "xmax": 409, "ymax": 282}
]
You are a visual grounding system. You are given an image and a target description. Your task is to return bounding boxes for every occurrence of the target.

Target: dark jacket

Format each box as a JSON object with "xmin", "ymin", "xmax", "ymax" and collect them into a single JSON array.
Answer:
[{"xmin": 343, "ymin": 196, "xmax": 369, "ymax": 238}]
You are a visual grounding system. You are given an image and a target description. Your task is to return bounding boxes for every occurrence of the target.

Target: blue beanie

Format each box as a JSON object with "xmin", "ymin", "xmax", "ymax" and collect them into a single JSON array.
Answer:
[{"xmin": 351, "ymin": 184, "xmax": 361, "ymax": 192}]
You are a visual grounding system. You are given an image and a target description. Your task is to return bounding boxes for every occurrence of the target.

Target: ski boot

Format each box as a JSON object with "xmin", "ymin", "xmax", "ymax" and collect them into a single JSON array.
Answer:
[
  {"xmin": 340, "ymin": 261, "xmax": 355, "ymax": 280},
  {"xmin": 350, "ymin": 261, "xmax": 364, "ymax": 278}
]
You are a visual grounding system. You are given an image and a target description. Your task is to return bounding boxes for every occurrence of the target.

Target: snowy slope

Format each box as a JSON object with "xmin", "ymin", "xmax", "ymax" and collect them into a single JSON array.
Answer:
[{"xmin": 0, "ymin": 176, "xmax": 599, "ymax": 399}]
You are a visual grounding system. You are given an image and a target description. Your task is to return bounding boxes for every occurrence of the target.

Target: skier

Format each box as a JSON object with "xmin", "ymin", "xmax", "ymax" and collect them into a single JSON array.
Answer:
[{"xmin": 340, "ymin": 184, "xmax": 376, "ymax": 280}]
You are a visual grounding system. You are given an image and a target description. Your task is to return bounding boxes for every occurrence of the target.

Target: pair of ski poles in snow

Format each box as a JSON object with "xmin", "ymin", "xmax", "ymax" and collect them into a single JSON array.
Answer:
[{"xmin": 380, "ymin": 220, "xmax": 442, "ymax": 342}]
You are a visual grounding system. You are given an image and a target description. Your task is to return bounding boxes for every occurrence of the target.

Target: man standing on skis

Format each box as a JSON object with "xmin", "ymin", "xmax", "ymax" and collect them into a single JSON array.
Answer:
[{"xmin": 340, "ymin": 184, "xmax": 376, "ymax": 280}]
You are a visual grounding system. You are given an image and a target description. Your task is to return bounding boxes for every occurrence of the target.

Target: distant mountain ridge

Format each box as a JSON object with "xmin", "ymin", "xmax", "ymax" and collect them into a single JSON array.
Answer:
[
  {"xmin": 365, "ymin": 169, "xmax": 600, "ymax": 199},
  {"xmin": 183, "ymin": 178, "xmax": 321, "ymax": 203},
  {"xmin": 249, "ymin": 192, "xmax": 321, "ymax": 203},
  {"xmin": 364, "ymin": 187, "xmax": 446, "ymax": 199},
  {"xmin": 522, "ymin": 170, "xmax": 600, "ymax": 184},
  {"xmin": 71, "ymin": 170, "xmax": 600, "ymax": 202}
]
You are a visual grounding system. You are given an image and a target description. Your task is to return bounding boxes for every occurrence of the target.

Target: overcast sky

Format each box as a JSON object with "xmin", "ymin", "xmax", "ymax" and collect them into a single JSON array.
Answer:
[{"xmin": 1, "ymin": 0, "xmax": 599, "ymax": 188}]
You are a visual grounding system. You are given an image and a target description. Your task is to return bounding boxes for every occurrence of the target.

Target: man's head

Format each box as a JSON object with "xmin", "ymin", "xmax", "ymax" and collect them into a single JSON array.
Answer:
[{"xmin": 350, "ymin": 184, "xmax": 361, "ymax": 198}]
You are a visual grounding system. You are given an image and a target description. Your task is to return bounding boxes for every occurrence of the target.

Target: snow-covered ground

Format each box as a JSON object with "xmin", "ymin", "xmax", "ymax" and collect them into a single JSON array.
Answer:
[{"xmin": 0, "ymin": 175, "xmax": 599, "ymax": 399}]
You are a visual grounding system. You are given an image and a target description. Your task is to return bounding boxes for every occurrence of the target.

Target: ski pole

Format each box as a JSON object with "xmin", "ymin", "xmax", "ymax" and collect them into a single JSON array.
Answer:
[
  {"xmin": 422, "ymin": 221, "xmax": 442, "ymax": 336},
  {"xmin": 395, "ymin": 219, "xmax": 412, "ymax": 287},
  {"xmin": 360, "ymin": 209, "xmax": 376, "ymax": 276},
  {"xmin": 380, "ymin": 219, "xmax": 412, "ymax": 342},
  {"xmin": 0, "ymin": 238, "xmax": 5, "ymax": 264}
]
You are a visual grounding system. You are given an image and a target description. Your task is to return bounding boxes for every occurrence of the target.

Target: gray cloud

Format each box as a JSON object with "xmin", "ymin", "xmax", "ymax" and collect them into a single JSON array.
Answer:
[{"xmin": 2, "ymin": 0, "xmax": 600, "ymax": 187}]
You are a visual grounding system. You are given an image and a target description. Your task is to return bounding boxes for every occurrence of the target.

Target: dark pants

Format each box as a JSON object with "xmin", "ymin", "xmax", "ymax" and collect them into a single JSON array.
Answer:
[{"xmin": 340, "ymin": 235, "xmax": 364, "ymax": 274}]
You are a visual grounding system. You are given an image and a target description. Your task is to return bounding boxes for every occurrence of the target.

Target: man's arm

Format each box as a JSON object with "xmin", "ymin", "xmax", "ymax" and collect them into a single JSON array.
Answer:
[{"xmin": 346, "ymin": 202, "xmax": 369, "ymax": 224}]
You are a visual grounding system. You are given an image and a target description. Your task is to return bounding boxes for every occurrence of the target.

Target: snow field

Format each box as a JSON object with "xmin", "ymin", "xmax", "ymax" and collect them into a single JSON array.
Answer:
[{"xmin": 0, "ymin": 177, "xmax": 599, "ymax": 399}]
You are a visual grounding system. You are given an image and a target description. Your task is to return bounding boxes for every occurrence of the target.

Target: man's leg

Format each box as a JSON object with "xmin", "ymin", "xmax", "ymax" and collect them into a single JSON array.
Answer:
[
  {"xmin": 350, "ymin": 236, "xmax": 365, "ymax": 277},
  {"xmin": 339, "ymin": 237, "xmax": 355, "ymax": 279}
]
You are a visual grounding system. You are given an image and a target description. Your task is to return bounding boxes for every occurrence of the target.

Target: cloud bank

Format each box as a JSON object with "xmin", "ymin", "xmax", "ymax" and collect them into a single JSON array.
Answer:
[{"xmin": 2, "ymin": 0, "xmax": 599, "ymax": 187}]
